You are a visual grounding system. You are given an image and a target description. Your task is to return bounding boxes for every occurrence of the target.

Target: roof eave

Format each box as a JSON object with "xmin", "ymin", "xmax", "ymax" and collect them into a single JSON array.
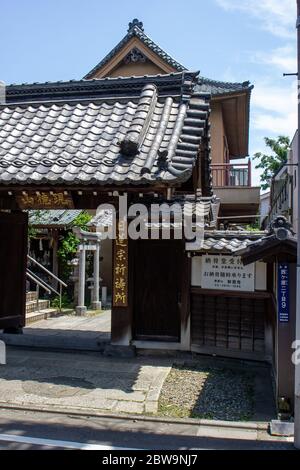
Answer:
[{"xmin": 217, "ymin": 87, "xmax": 253, "ymax": 159}]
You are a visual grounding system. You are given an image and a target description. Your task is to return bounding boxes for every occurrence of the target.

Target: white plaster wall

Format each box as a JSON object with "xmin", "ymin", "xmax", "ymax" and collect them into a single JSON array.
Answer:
[
  {"xmin": 255, "ymin": 262, "xmax": 267, "ymax": 291},
  {"xmin": 191, "ymin": 257, "xmax": 202, "ymax": 287},
  {"xmin": 260, "ymin": 192, "xmax": 270, "ymax": 219}
]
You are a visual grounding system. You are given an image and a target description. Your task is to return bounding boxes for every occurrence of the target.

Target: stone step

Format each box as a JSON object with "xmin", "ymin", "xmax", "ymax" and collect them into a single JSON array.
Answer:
[
  {"xmin": 26, "ymin": 291, "xmax": 38, "ymax": 302},
  {"xmin": 26, "ymin": 299, "xmax": 50, "ymax": 314},
  {"xmin": 25, "ymin": 308, "xmax": 59, "ymax": 325},
  {"xmin": 0, "ymin": 330, "xmax": 109, "ymax": 351}
]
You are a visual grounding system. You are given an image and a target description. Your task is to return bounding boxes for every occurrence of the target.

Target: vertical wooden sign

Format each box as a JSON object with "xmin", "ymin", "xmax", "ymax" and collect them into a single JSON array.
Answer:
[{"xmin": 113, "ymin": 220, "xmax": 128, "ymax": 307}]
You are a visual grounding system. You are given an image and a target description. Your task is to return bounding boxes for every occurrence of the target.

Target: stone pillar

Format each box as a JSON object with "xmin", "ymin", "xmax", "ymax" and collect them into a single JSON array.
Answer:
[
  {"xmin": 51, "ymin": 230, "xmax": 59, "ymax": 291},
  {"xmin": 76, "ymin": 243, "xmax": 87, "ymax": 316},
  {"xmin": 92, "ymin": 241, "xmax": 101, "ymax": 310}
]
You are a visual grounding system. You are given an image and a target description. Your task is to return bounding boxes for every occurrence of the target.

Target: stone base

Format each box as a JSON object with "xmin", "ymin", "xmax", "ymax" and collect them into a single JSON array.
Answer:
[
  {"xmin": 103, "ymin": 344, "xmax": 136, "ymax": 358},
  {"xmin": 3, "ymin": 327, "xmax": 23, "ymax": 335},
  {"xmin": 91, "ymin": 301, "xmax": 102, "ymax": 310},
  {"xmin": 75, "ymin": 306, "xmax": 87, "ymax": 316},
  {"xmin": 270, "ymin": 420, "xmax": 294, "ymax": 437}
]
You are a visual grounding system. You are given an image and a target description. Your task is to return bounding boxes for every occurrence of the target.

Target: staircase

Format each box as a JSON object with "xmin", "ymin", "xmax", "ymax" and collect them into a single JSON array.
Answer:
[{"xmin": 26, "ymin": 291, "xmax": 59, "ymax": 325}]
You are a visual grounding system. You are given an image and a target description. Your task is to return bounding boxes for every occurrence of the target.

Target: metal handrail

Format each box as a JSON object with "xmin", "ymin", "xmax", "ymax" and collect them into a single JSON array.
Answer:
[
  {"xmin": 26, "ymin": 271, "xmax": 51, "ymax": 294},
  {"xmin": 27, "ymin": 255, "xmax": 67, "ymax": 311},
  {"xmin": 27, "ymin": 255, "xmax": 67, "ymax": 288},
  {"xmin": 26, "ymin": 271, "xmax": 51, "ymax": 313},
  {"xmin": 27, "ymin": 268, "xmax": 60, "ymax": 296}
]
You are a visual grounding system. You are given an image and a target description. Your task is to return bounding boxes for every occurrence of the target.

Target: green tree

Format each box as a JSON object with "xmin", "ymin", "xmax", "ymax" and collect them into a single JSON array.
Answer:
[
  {"xmin": 57, "ymin": 211, "xmax": 92, "ymax": 281},
  {"xmin": 254, "ymin": 136, "xmax": 290, "ymax": 190}
]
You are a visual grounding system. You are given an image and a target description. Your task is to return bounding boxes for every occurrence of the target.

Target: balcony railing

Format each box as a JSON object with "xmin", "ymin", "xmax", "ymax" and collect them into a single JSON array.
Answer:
[{"xmin": 211, "ymin": 160, "xmax": 252, "ymax": 187}]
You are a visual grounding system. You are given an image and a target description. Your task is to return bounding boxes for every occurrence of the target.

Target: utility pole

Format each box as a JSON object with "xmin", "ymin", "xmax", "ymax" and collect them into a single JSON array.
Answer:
[{"xmin": 295, "ymin": 0, "xmax": 300, "ymax": 450}]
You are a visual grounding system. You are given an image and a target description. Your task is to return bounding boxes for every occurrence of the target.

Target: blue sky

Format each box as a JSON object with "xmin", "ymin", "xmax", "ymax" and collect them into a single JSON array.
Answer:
[{"xmin": 0, "ymin": 0, "xmax": 297, "ymax": 186}]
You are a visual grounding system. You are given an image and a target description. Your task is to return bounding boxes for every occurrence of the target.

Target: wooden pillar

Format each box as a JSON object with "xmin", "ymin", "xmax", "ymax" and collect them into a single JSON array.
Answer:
[
  {"xmin": 180, "ymin": 251, "xmax": 191, "ymax": 351},
  {"xmin": 0, "ymin": 211, "xmax": 28, "ymax": 333},
  {"xmin": 111, "ymin": 223, "xmax": 132, "ymax": 346},
  {"xmin": 276, "ymin": 262, "xmax": 296, "ymax": 412},
  {"xmin": 51, "ymin": 229, "xmax": 59, "ymax": 291}
]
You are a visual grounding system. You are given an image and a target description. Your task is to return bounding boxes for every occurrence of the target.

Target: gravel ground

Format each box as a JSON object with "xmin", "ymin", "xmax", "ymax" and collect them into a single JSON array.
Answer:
[{"xmin": 158, "ymin": 363, "xmax": 254, "ymax": 421}]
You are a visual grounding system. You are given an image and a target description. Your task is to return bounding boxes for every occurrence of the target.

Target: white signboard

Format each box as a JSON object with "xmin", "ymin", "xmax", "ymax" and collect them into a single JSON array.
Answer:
[{"xmin": 201, "ymin": 256, "xmax": 255, "ymax": 292}]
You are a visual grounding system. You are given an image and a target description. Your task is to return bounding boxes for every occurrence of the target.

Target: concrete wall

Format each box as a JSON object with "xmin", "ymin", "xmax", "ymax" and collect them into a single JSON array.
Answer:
[
  {"xmin": 288, "ymin": 131, "xmax": 298, "ymax": 233},
  {"xmin": 214, "ymin": 186, "xmax": 261, "ymax": 205}
]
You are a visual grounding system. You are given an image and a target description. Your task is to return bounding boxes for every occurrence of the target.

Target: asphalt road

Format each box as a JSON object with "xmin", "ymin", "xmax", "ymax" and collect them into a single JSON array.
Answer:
[{"xmin": 0, "ymin": 408, "xmax": 294, "ymax": 450}]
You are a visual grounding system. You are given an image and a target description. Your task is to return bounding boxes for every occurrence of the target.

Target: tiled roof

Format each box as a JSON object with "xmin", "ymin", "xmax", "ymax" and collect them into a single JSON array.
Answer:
[
  {"xmin": 29, "ymin": 209, "xmax": 83, "ymax": 227},
  {"xmin": 88, "ymin": 195, "xmax": 218, "ymax": 231},
  {"xmin": 200, "ymin": 231, "xmax": 265, "ymax": 253},
  {"xmin": 196, "ymin": 78, "xmax": 253, "ymax": 96},
  {"xmin": 236, "ymin": 218, "xmax": 297, "ymax": 264},
  {"xmin": 88, "ymin": 195, "xmax": 217, "ymax": 229},
  {"xmin": 88, "ymin": 209, "xmax": 113, "ymax": 228},
  {"xmin": 84, "ymin": 19, "xmax": 252, "ymax": 98},
  {"xmin": 84, "ymin": 19, "xmax": 186, "ymax": 79},
  {"xmin": 0, "ymin": 72, "xmax": 211, "ymax": 188}
]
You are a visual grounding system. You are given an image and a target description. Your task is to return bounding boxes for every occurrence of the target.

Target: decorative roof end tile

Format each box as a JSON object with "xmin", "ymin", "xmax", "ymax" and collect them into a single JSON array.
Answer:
[{"xmin": 128, "ymin": 19, "xmax": 144, "ymax": 32}]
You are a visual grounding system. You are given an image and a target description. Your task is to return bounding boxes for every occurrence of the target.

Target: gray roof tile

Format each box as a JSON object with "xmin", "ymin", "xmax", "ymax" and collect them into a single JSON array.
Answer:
[
  {"xmin": 196, "ymin": 78, "xmax": 253, "ymax": 96},
  {"xmin": 29, "ymin": 209, "xmax": 83, "ymax": 227},
  {"xmin": 0, "ymin": 72, "xmax": 211, "ymax": 188},
  {"xmin": 199, "ymin": 231, "xmax": 266, "ymax": 253}
]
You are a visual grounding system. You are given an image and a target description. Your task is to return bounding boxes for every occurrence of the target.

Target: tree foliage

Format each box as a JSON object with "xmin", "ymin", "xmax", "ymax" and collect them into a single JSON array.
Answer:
[
  {"xmin": 57, "ymin": 211, "xmax": 92, "ymax": 280},
  {"xmin": 254, "ymin": 136, "xmax": 290, "ymax": 190}
]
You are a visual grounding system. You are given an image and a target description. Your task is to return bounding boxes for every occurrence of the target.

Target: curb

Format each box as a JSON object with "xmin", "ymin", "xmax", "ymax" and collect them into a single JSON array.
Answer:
[{"xmin": 0, "ymin": 401, "xmax": 268, "ymax": 431}]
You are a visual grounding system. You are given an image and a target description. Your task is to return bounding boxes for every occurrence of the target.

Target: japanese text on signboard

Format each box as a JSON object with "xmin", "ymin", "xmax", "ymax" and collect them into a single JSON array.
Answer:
[
  {"xmin": 278, "ymin": 264, "xmax": 289, "ymax": 323},
  {"xmin": 17, "ymin": 192, "xmax": 74, "ymax": 209},
  {"xmin": 201, "ymin": 256, "xmax": 255, "ymax": 292},
  {"xmin": 113, "ymin": 221, "xmax": 128, "ymax": 307}
]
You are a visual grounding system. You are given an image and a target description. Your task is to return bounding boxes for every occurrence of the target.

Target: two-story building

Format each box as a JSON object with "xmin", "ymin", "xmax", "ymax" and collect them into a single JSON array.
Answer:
[
  {"xmin": 267, "ymin": 131, "xmax": 298, "ymax": 233},
  {"xmin": 84, "ymin": 19, "xmax": 260, "ymax": 226},
  {"xmin": 0, "ymin": 18, "xmax": 268, "ymax": 363}
]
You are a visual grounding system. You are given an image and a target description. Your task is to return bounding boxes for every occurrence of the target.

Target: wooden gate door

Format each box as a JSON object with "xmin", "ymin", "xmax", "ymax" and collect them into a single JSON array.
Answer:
[
  {"xmin": 133, "ymin": 240, "xmax": 181, "ymax": 342},
  {"xmin": 0, "ymin": 212, "xmax": 28, "ymax": 331}
]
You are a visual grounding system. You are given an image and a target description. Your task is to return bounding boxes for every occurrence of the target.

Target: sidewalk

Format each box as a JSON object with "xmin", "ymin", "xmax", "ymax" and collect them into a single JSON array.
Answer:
[
  {"xmin": 0, "ymin": 347, "xmax": 293, "ymax": 448},
  {"xmin": 0, "ymin": 311, "xmax": 111, "ymax": 351},
  {"xmin": 0, "ymin": 347, "xmax": 171, "ymax": 415}
]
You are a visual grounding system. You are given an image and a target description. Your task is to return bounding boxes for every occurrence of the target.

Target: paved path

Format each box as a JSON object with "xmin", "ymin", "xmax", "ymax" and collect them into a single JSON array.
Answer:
[
  {"xmin": 0, "ymin": 311, "xmax": 111, "ymax": 351},
  {"xmin": 0, "ymin": 348, "xmax": 171, "ymax": 415}
]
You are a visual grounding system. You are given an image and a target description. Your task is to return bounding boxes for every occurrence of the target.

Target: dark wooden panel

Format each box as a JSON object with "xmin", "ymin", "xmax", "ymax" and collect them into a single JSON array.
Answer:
[
  {"xmin": 133, "ymin": 240, "xmax": 181, "ymax": 341},
  {"xmin": 191, "ymin": 292, "xmax": 267, "ymax": 357},
  {"xmin": 0, "ymin": 212, "xmax": 28, "ymax": 329}
]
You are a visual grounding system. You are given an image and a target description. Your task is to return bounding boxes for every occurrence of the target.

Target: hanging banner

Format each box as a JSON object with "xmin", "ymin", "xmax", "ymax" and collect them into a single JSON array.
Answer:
[
  {"xmin": 201, "ymin": 255, "xmax": 255, "ymax": 292},
  {"xmin": 278, "ymin": 263, "xmax": 289, "ymax": 323},
  {"xmin": 113, "ymin": 221, "xmax": 128, "ymax": 307}
]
